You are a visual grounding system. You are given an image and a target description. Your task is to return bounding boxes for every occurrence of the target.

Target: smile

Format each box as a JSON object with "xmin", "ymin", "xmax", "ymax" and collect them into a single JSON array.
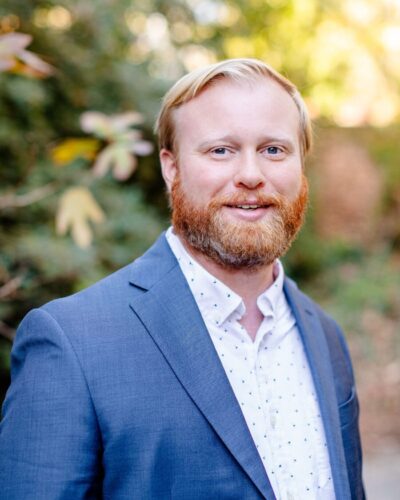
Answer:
[
  {"xmin": 237, "ymin": 205, "xmax": 261, "ymax": 210},
  {"xmin": 227, "ymin": 204, "xmax": 271, "ymax": 210}
]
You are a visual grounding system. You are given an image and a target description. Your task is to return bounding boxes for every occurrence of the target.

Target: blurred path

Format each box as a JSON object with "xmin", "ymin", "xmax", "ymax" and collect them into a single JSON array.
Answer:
[{"xmin": 364, "ymin": 446, "xmax": 400, "ymax": 499}]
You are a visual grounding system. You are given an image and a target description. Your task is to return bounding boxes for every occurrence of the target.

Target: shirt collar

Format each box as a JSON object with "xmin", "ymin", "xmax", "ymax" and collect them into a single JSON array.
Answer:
[
  {"xmin": 166, "ymin": 227, "xmax": 242, "ymax": 326},
  {"xmin": 166, "ymin": 227, "xmax": 286, "ymax": 327},
  {"xmin": 257, "ymin": 259, "xmax": 285, "ymax": 320}
]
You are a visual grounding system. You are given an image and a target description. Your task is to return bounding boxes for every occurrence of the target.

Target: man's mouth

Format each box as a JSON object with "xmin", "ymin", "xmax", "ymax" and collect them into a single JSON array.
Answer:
[
  {"xmin": 237, "ymin": 204, "xmax": 261, "ymax": 210},
  {"xmin": 226, "ymin": 204, "xmax": 271, "ymax": 211}
]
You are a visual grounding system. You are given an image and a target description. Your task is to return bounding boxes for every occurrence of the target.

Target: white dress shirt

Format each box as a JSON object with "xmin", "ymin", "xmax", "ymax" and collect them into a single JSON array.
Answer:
[{"xmin": 166, "ymin": 227, "xmax": 335, "ymax": 500}]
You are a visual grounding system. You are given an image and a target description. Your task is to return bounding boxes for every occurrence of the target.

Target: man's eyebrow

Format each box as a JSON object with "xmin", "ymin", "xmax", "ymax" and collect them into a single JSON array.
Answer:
[
  {"xmin": 261, "ymin": 137, "xmax": 296, "ymax": 150},
  {"xmin": 197, "ymin": 136, "xmax": 238, "ymax": 150},
  {"xmin": 197, "ymin": 135, "xmax": 296, "ymax": 150}
]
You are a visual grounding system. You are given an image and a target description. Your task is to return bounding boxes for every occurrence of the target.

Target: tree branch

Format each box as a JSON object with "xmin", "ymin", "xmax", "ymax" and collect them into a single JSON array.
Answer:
[{"xmin": 0, "ymin": 183, "xmax": 57, "ymax": 209}]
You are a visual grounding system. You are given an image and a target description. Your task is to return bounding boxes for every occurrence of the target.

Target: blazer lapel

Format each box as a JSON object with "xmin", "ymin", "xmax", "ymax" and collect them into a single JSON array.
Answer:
[
  {"xmin": 128, "ymin": 235, "xmax": 275, "ymax": 499},
  {"xmin": 284, "ymin": 278, "xmax": 351, "ymax": 500}
]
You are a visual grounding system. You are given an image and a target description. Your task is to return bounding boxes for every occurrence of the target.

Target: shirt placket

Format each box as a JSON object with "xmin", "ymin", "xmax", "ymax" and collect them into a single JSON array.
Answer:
[{"xmin": 249, "ymin": 313, "xmax": 287, "ymax": 498}]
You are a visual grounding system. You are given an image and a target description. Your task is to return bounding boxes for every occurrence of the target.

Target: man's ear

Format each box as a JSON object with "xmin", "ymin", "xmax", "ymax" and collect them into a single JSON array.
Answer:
[{"xmin": 160, "ymin": 149, "xmax": 177, "ymax": 192}]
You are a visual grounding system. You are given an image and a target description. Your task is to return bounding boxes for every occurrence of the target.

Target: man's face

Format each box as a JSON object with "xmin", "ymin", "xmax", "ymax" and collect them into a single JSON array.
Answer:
[{"xmin": 160, "ymin": 77, "xmax": 308, "ymax": 269}]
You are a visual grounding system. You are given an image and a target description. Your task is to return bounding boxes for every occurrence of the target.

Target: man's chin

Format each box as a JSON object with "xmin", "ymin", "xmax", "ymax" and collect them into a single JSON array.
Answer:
[{"xmin": 214, "ymin": 210, "xmax": 277, "ymax": 235}]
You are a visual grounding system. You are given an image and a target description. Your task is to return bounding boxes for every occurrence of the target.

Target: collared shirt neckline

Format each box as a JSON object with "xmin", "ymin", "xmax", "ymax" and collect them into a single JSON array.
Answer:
[{"xmin": 166, "ymin": 227, "xmax": 285, "ymax": 330}]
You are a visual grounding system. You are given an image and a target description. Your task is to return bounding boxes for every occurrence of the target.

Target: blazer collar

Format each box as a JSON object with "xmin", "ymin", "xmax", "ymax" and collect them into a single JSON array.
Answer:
[
  {"xmin": 129, "ymin": 233, "xmax": 275, "ymax": 499},
  {"xmin": 284, "ymin": 278, "xmax": 351, "ymax": 500}
]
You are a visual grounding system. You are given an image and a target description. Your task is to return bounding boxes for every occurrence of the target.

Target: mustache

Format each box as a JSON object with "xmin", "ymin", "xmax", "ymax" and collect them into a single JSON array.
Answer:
[{"xmin": 208, "ymin": 191, "xmax": 283, "ymax": 208}]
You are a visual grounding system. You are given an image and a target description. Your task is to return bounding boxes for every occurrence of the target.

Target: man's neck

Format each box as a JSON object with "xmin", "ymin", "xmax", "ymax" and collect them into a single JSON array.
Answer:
[{"xmin": 178, "ymin": 235, "xmax": 276, "ymax": 340}]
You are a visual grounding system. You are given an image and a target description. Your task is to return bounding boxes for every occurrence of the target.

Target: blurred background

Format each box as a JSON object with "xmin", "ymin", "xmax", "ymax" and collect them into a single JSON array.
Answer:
[{"xmin": 0, "ymin": 0, "xmax": 399, "ymax": 496}]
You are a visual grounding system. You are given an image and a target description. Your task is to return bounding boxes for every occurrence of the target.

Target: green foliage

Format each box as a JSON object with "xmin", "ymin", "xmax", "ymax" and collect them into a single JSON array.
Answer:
[
  {"xmin": 0, "ymin": 1, "xmax": 172, "ymax": 347},
  {"xmin": 304, "ymin": 249, "xmax": 400, "ymax": 354},
  {"xmin": 1, "ymin": 0, "xmax": 400, "ymax": 402}
]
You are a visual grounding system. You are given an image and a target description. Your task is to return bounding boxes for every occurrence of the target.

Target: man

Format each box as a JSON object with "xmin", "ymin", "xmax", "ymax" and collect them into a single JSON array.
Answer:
[{"xmin": 0, "ymin": 59, "xmax": 364, "ymax": 499}]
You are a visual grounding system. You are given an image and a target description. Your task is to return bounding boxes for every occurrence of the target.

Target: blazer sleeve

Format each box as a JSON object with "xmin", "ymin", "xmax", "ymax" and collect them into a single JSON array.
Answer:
[{"xmin": 0, "ymin": 308, "xmax": 102, "ymax": 499}]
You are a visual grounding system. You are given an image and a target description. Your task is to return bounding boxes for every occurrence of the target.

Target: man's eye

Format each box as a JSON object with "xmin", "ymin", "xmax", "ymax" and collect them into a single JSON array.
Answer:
[
  {"xmin": 266, "ymin": 146, "xmax": 282, "ymax": 155},
  {"xmin": 211, "ymin": 147, "xmax": 228, "ymax": 155}
]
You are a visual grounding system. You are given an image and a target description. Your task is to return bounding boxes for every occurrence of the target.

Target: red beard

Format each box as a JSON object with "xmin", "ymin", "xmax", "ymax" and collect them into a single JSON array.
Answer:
[{"xmin": 171, "ymin": 175, "xmax": 309, "ymax": 270}]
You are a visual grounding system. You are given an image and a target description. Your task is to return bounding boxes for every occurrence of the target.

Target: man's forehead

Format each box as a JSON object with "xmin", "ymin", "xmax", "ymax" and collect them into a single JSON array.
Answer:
[{"xmin": 172, "ymin": 76, "xmax": 300, "ymax": 133}]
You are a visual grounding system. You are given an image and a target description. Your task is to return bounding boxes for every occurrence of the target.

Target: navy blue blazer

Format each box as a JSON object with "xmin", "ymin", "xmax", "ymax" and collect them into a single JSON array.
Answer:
[{"xmin": 0, "ymin": 234, "xmax": 364, "ymax": 499}]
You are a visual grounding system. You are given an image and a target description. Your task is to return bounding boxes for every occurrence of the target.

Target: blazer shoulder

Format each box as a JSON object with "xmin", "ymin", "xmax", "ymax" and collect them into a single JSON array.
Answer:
[
  {"xmin": 30, "ymin": 233, "xmax": 176, "ymax": 346},
  {"xmin": 42, "ymin": 262, "xmax": 134, "ymax": 318},
  {"xmin": 42, "ymin": 232, "xmax": 174, "ymax": 315}
]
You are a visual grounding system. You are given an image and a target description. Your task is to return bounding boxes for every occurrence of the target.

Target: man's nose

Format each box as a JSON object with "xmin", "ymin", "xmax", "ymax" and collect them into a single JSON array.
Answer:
[{"xmin": 233, "ymin": 153, "xmax": 266, "ymax": 190}]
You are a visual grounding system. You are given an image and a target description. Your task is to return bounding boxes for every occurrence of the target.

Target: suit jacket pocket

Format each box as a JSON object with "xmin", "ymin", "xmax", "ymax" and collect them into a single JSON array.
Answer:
[
  {"xmin": 338, "ymin": 386, "xmax": 365, "ymax": 499},
  {"xmin": 338, "ymin": 386, "xmax": 358, "ymax": 429}
]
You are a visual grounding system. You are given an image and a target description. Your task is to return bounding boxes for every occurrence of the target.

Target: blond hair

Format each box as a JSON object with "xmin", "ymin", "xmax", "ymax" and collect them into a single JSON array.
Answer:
[{"xmin": 155, "ymin": 58, "xmax": 312, "ymax": 161}]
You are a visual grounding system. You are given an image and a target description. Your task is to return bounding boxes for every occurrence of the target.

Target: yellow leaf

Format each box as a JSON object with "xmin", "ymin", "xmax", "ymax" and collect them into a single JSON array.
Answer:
[
  {"xmin": 51, "ymin": 138, "xmax": 100, "ymax": 166},
  {"xmin": 56, "ymin": 187, "xmax": 105, "ymax": 248}
]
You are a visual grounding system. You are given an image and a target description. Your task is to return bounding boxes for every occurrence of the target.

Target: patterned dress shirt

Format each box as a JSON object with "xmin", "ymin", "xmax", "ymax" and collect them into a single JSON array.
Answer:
[{"xmin": 166, "ymin": 227, "xmax": 335, "ymax": 500}]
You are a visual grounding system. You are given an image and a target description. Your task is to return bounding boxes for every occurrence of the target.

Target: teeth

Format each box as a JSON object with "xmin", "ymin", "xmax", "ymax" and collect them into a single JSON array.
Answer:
[{"xmin": 237, "ymin": 205, "xmax": 259, "ymax": 210}]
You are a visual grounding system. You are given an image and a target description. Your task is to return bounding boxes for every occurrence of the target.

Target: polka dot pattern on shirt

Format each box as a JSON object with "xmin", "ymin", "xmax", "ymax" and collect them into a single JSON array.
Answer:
[{"xmin": 166, "ymin": 228, "xmax": 335, "ymax": 500}]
